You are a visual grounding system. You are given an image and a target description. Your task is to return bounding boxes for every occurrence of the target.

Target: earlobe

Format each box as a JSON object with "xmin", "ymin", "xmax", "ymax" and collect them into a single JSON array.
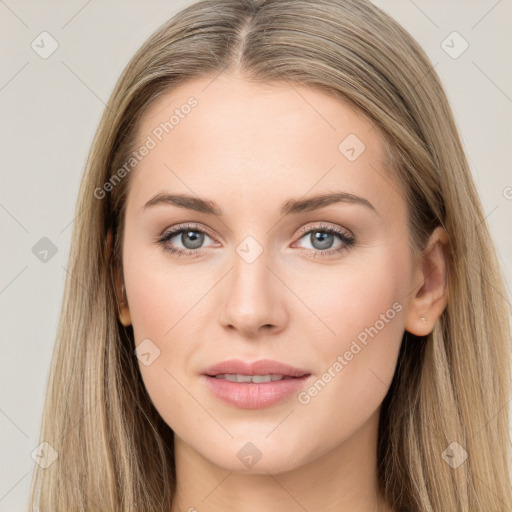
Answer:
[
  {"xmin": 404, "ymin": 226, "xmax": 450, "ymax": 336},
  {"xmin": 118, "ymin": 294, "xmax": 132, "ymax": 327},
  {"xmin": 107, "ymin": 229, "xmax": 132, "ymax": 327}
]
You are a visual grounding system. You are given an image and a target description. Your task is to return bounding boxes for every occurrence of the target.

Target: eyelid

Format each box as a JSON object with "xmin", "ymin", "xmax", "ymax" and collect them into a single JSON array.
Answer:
[
  {"xmin": 160, "ymin": 222, "xmax": 217, "ymax": 240},
  {"xmin": 294, "ymin": 221, "xmax": 353, "ymax": 239}
]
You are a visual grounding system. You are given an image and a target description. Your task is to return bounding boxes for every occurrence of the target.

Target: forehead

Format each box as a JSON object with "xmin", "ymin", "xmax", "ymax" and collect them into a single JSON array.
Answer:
[
  {"xmin": 136, "ymin": 73, "xmax": 382, "ymax": 159},
  {"xmin": 126, "ymin": 73, "xmax": 402, "ymax": 221}
]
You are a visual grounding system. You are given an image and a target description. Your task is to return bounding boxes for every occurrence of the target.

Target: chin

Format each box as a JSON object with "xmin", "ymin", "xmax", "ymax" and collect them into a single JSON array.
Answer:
[{"xmin": 195, "ymin": 433, "xmax": 315, "ymax": 475}]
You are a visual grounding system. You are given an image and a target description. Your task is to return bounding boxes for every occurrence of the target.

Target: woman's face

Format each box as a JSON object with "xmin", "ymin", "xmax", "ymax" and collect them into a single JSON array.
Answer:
[{"xmin": 119, "ymin": 72, "xmax": 420, "ymax": 474}]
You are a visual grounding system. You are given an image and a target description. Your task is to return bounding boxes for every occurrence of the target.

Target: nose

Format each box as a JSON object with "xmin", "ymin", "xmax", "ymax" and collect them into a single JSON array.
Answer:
[{"xmin": 218, "ymin": 248, "xmax": 288, "ymax": 338}]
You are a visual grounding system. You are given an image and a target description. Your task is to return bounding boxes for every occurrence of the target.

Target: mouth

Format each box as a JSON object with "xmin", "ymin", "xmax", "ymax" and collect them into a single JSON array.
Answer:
[
  {"xmin": 202, "ymin": 359, "xmax": 312, "ymax": 409},
  {"xmin": 208, "ymin": 373, "xmax": 301, "ymax": 383},
  {"xmin": 202, "ymin": 358, "xmax": 310, "ymax": 379}
]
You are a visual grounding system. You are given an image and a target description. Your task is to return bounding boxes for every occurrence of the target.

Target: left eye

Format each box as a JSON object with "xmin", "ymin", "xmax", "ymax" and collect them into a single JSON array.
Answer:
[{"xmin": 297, "ymin": 229, "xmax": 343, "ymax": 251}]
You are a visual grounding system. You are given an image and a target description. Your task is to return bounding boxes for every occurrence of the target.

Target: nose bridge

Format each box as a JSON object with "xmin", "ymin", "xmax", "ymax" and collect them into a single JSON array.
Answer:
[{"xmin": 218, "ymin": 237, "xmax": 286, "ymax": 336}]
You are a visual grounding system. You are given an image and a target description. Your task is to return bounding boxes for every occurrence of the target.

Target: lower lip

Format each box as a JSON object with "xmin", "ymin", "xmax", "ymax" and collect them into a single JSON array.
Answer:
[{"xmin": 203, "ymin": 375, "xmax": 311, "ymax": 409}]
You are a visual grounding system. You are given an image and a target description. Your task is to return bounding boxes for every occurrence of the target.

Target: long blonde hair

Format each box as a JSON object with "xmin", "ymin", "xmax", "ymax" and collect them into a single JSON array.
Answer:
[{"xmin": 29, "ymin": 0, "xmax": 512, "ymax": 510}]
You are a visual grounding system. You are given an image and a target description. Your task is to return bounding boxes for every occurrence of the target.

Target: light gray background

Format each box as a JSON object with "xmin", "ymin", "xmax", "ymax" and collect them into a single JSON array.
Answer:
[{"xmin": 1, "ymin": 1, "xmax": 511, "ymax": 510}]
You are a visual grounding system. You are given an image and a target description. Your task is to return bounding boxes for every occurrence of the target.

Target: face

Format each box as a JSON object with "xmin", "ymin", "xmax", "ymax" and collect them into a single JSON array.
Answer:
[{"xmin": 119, "ymin": 72, "xmax": 418, "ymax": 474}]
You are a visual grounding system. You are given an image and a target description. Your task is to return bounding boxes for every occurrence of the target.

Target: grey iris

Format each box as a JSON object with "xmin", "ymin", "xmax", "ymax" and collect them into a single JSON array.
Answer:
[
  {"xmin": 182, "ymin": 231, "xmax": 204, "ymax": 249},
  {"xmin": 311, "ymin": 231, "xmax": 334, "ymax": 250}
]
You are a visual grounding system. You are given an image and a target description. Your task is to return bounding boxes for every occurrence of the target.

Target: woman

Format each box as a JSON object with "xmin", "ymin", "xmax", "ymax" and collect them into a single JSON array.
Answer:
[{"xmin": 29, "ymin": 0, "xmax": 512, "ymax": 510}]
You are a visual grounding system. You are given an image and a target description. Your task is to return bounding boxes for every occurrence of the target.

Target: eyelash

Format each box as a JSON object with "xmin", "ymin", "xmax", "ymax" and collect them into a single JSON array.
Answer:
[{"xmin": 156, "ymin": 223, "xmax": 356, "ymax": 258}]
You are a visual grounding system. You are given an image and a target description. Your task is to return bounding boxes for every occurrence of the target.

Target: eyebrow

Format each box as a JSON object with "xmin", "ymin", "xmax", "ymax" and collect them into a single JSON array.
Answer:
[{"xmin": 143, "ymin": 191, "xmax": 377, "ymax": 216}]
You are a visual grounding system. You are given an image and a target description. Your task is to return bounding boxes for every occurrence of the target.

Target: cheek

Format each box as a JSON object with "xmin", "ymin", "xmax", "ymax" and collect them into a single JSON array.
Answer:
[
  {"xmin": 121, "ymin": 244, "xmax": 218, "ymax": 413},
  {"xmin": 122, "ymin": 236, "xmax": 208, "ymax": 340},
  {"xmin": 123, "ymin": 258, "xmax": 199, "ymax": 428},
  {"xmin": 291, "ymin": 249, "xmax": 408, "ymax": 413},
  {"xmin": 126, "ymin": 264, "xmax": 181, "ymax": 340},
  {"xmin": 293, "ymin": 249, "xmax": 408, "ymax": 350}
]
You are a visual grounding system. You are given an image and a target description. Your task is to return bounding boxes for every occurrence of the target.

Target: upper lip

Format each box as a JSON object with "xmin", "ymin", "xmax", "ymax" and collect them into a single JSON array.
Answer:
[{"xmin": 203, "ymin": 358, "xmax": 310, "ymax": 377}]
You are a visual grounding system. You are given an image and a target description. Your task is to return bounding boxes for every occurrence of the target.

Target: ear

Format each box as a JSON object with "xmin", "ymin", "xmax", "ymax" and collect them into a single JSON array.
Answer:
[
  {"xmin": 404, "ymin": 226, "xmax": 450, "ymax": 336},
  {"xmin": 107, "ymin": 229, "xmax": 132, "ymax": 327}
]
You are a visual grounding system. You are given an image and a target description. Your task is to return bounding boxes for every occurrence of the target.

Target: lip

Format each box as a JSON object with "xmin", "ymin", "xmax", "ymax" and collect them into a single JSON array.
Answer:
[
  {"xmin": 203, "ymin": 358, "xmax": 310, "ymax": 377},
  {"xmin": 202, "ymin": 358, "xmax": 312, "ymax": 409}
]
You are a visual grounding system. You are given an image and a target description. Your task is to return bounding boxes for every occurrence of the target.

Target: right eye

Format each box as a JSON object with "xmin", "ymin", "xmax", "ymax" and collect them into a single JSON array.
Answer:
[{"xmin": 157, "ymin": 224, "xmax": 218, "ymax": 256}]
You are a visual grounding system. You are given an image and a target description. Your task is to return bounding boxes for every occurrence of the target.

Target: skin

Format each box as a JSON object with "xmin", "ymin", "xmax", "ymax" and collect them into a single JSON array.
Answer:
[{"xmin": 111, "ymin": 71, "xmax": 449, "ymax": 512}]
